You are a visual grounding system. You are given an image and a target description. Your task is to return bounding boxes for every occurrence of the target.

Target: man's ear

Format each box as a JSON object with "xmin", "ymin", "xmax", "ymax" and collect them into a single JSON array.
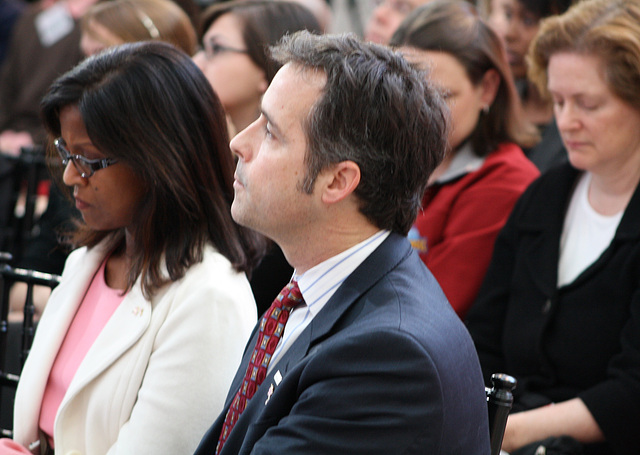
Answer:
[{"xmin": 320, "ymin": 161, "xmax": 361, "ymax": 205}]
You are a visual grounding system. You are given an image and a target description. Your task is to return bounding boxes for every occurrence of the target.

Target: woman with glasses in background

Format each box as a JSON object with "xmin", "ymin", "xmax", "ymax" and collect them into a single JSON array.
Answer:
[
  {"xmin": 193, "ymin": 0, "xmax": 321, "ymax": 317},
  {"xmin": 0, "ymin": 41, "xmax": 263, "ymax": 454},
  {"xmin": 193, "ymin": 0, "xmax": 321, "ymax": 136}
]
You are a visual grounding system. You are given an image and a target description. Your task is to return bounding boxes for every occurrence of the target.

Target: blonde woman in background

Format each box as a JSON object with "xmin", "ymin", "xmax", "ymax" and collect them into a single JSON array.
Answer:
[
  {"xmin": 80, "ymin": 0, "xmax": 198, "ymax": 56},
  {"xmin": 467, "ymin": 0, "xmax": 640, "ymax": 453}
]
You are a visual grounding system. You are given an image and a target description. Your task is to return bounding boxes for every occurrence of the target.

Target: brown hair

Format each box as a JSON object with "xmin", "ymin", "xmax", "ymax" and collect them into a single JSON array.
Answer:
[
  {"xmin": 391, "ymin": 0, "xmax": 539, "ymax": 155},
  {"xmin": 81, "ymin": 0, "xmax": 198, "ymax": 55},
  {"xmin": 529, "ymin": 0, "xmax": 640, "ymax": 111},
  {"xmin": 478, "ymin": 0, "xmax": 574, "ymax": 21}
]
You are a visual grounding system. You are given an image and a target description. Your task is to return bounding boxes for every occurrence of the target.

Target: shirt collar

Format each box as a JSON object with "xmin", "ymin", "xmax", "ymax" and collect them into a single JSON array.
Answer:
[
  {"xmin": 293, "ymin": 230, "xmax": 390, "ymax": 317},
  {"xmin": 434, "ymin": 142, "xmax": 485, "ymax": 184}
]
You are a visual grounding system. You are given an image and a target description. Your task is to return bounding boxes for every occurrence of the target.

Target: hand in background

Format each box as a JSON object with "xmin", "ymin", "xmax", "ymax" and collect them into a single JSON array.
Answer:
[{"xmin": 0, "ymin": 130, "xmax": 34, "ymax": 156}]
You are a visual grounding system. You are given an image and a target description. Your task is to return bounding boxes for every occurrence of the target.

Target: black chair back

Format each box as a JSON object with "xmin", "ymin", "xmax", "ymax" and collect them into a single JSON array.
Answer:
[
  {"xmin": 486, "ymin": 373, "xmax": 517, "ymax": 455},
  {"xmin": 0, "ymin": 146, "xmax": 53, "ymax": 264},
  {"xmin": 0, "ymin": 252, "xmax": 61, "ymax": 437}
]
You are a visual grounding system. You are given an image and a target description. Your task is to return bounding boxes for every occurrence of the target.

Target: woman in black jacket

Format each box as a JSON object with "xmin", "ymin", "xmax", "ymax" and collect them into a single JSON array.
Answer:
[{"xmin": 466, "ymin": 1, "xmax": 640, "ymax": 454}]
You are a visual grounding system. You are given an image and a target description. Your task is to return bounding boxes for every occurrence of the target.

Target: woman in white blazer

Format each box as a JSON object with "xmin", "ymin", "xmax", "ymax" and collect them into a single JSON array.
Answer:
[{"xmin": 0, "ymin": 41, "xmax": 265, "ymax": 454}]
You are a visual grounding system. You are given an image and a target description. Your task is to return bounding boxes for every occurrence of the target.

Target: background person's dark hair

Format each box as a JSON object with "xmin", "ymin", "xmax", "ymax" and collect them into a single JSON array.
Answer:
[
  {"xmin": 199, "ymin": 0, "xmax": 321, "ymax": 84},
  {"xmin": 517, "ymin": 0, "xmax": 574, "ymax": 20},
  {"xmin": 41, "ymin": 41, "xmax": 265, "ymax": 298},
  {"xmin": 270, "ymin": 31, "xmax": 448, "ymax": 236},
  {"xmin": 390, "ymin": 0, "xmax": 539, "ymax": 157}
]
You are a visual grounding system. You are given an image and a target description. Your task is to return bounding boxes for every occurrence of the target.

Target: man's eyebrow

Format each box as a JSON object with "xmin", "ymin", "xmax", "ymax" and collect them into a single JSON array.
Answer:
[{"xmin": 261, "ymin": 108, "xmax": 284, "ymax": 137}]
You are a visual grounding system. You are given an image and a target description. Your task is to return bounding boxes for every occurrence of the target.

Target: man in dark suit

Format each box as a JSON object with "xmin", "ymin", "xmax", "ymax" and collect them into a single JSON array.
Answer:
[{"xmin": 195, "ymin": 31, "xmax": 490, "ymax": 455}]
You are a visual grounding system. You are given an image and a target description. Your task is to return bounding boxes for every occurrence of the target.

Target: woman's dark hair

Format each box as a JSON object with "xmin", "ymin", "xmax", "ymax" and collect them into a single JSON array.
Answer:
[
  {"xmin": 391, "ymin": 0, "xmax": 538, "ymax": 156},
  {"xmin": 41, "ymin": 41, "xmax": 265, "ymax": 297},
  {"xmin": 199, "ymin": 0, "xmax": 321, "ymax": 84},
  {"xmin": 516, "ymin": 0, "xmax": 574, "ymax": 20}
]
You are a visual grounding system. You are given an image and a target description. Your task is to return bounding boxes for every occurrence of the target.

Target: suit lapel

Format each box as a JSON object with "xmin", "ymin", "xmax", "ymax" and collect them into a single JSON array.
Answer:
[
  {"xmin": 204, "ymin": 234, "xmax": 413, "ymax": 455},
  {"xmin": 516, "ymin": 165, "xmax": 578, "ymax": 298},
  {"xmin": 259, "ymin": 234, "xmax": 411, "ymax": 377},
  {"xmin": 242, "ymin": 234, "xmax": 412, "ymax": 410},
  {"xmin": 14, "ymin": 244, "xmax": 106, "ymax": 436},
  {"xmin": 60, "ymin": 283, "xmax": 151, "ymax": 406}
]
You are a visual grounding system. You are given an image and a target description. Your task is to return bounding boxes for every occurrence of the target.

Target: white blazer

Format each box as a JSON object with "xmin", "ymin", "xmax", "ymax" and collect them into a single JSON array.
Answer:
[{"xmin": 12, "ymin": 240, "xmax": 257, "ymax": 455}]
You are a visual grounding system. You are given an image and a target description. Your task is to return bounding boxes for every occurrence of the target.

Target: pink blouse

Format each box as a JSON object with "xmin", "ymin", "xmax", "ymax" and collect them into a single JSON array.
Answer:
[{"xmin": 0, "ymin": 258, "xmax": 125, "ymax": 453}]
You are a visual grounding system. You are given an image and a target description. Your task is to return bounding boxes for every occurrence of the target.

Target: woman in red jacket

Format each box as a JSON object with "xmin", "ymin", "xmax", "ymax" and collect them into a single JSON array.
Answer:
[{"xmin": 390, "ymin": 0, "xmax": 540, "ymax": 318}]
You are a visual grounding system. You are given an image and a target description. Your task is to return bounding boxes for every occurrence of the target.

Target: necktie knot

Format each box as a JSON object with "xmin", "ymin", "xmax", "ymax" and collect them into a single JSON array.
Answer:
[{"xmin": 277, "ymin": 280, "xmax": 303, "ymax": 311}]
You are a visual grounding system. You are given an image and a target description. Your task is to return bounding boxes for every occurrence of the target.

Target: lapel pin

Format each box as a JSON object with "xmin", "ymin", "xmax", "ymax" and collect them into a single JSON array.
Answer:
[
  {"xmin": 265, "ymin": 384, "xmax": 274, "ymax": 405},
  {"xmin": 132, "ymin": 306, "xmax": 144, "ymax": 316},
  {"xmin": 274, "ymin": 370, "xmax": 282, "ymax": 385}
]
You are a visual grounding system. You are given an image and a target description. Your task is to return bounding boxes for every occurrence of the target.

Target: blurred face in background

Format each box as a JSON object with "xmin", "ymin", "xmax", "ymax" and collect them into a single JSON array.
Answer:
[
  {"xmin": 407, "ymin": 49, "xmax": 491, "ymax": 150},
  {"xmin": 193, "ymin": 12, "xmax": 268, "ymax": 133},
  {"xmin": 488, "ymin": 0, "xmax": 539, "ymax": 79},
  {"xmin": 80, "ymin": 19, "xmax": 125, "ymax": 56},
  {"xmin": 364, "ymin": 0, "xmax": 432, "ymax": 44}
]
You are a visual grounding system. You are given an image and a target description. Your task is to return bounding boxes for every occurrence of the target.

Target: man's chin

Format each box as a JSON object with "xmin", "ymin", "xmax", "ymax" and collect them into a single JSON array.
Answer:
[
  {"xmin": 230, "ymin": 200, "xmax": 246, "ymax": 225},
  {"xmin": 231, "ymin": 201, "xmax": 258, "ymax": 231}
]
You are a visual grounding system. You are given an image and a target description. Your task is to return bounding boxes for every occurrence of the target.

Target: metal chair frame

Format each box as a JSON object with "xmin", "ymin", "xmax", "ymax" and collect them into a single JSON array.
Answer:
[
  {"xmin": 0, "ymin": 146, "xmax": 53, "ymax": 264},
  {"xmin": 486, "ymin": 372, "xmax": 517, "ymax": 455},
  {"xmin": 0, "ymin": 252, "xmax": 61, "ymax": 437}
]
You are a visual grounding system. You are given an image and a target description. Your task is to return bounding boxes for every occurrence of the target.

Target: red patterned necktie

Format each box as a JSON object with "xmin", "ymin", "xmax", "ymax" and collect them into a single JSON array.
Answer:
[{"xmin": 216, "ymin": 281, "xmax": 304, "ymax": 454}]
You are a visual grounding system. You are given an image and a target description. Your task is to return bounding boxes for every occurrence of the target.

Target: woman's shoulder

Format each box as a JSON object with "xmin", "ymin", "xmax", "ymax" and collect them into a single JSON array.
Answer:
[
  {"xmin": 519, "ymin": 162, "xmax": 578, "ymax": 200},
  {"xmin": 169, "ymin": 245, "xmax": 254, "ymax": 297},
  {"xmin": 60, "ymin": 242, "xmax": 108, "ymax": 276},
  {"xmin": 507, "ymin": 163, "xmax": 581, "ymax": 227},
  {"xmin": 458, "ymin": 142, "xmax": 540, "ymax": 193},
  {"xmin": 485, "ymin": 142, "xmax": 540, "ymax": 175},
  {"xmin": 148, "ymin": 245, "xmax": 256, "ymax": 322}
]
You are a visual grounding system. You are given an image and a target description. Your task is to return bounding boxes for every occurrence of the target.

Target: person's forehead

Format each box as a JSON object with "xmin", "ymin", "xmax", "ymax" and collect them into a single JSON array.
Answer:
[
  {"xmin": 262, "ymin": 63, "xmax": 326, "ymax": 125},
  {"xmin": 406, "ymin": 0, "xmax": 432, "ymax": 9},
  {"xmin": 204, "ymin": 12, "xmax": 244, "ymax": 42}
]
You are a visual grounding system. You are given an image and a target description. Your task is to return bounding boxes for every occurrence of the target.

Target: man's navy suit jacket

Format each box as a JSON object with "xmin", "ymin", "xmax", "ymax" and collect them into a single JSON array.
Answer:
[{"xmin": 195, "ymin": 233, "xmax": 490, "ymax": 455}]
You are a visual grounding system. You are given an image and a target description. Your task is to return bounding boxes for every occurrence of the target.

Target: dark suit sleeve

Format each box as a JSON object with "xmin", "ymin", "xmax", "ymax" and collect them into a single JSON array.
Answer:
[{"xmin": 250, "ymin": 329, "xmax": 488, "ymax": 455}]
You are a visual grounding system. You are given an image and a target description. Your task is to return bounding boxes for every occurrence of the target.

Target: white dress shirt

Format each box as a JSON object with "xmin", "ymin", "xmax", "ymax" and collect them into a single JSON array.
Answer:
[{"xmin": 268, "ymin": 230, "xmax": 390, "ymax": 373}]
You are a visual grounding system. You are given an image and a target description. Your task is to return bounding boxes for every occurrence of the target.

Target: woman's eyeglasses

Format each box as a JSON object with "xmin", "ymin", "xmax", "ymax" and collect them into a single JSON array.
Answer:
[
  {"xmin": 201, "ymin": 42, "xmax": 249, "ymax": 60},
  {"xmin": 54, "ymin": 138, "xmax": 118, "ymax": 178}
]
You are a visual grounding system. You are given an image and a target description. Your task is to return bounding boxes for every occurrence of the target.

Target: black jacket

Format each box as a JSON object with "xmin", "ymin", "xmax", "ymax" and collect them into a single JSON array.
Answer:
[{"xmin": 467, "ymin": 164, "xmax": 640, "ymax": 455}]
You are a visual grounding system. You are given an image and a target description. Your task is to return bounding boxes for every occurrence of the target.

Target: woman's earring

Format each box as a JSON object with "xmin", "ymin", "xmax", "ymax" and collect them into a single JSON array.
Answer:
[{"xmin": 482, "ymin": 104, "xmax": 490, "ymax": 114}]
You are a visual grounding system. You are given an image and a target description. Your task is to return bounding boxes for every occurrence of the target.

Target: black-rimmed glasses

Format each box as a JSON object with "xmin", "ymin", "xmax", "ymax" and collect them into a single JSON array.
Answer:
[
  {"xmin": 54, "ymin": 138, "xmax": 118, "ymax": 178},
  {"xmin": 201, "ymin": 42, "xmax": 249, "ymax": 60}
]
